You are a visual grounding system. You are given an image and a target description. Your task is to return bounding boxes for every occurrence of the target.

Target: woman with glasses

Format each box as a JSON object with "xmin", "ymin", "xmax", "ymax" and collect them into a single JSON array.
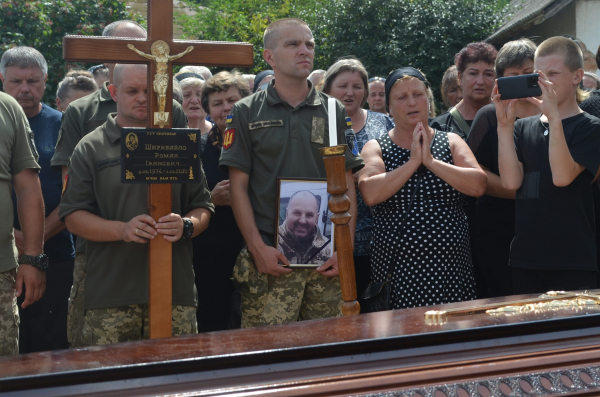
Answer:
[{"xmin": 320, "ymin": 59, "xmax": 394, "ymax": 306}]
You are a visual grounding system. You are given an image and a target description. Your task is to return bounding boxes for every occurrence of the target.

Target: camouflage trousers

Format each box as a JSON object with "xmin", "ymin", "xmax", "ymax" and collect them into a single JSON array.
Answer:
[
  {"xmin": 232, "ymin": 247, "xmax": 342, "ymax": 328},
  {"xmin": 81, "ymin": 304, "xmax": 197, "ymax": 346},
  {"xmin": 0, "ymin": 268, "xmax": 18, "ymax": 356},
  {"xmin": 67, "ymin": 252, "xmax": 86, "ymax": 348}
]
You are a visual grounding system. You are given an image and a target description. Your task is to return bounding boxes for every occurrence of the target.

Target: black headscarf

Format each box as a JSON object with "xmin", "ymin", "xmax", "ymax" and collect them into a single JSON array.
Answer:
[
  {"xmin": 385, "ymin": 67, "xmax": 430, "ymax": 106},
  {"xmin": 253, "ymin": 70, "xmax": 274, "ymax": 93}
]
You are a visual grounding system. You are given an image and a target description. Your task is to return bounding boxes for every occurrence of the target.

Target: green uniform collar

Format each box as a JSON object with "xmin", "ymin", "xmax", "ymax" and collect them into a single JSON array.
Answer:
[
  {"xmin": 99, "ymin": 81, "xmax": 113, "ymax": 102},
  {"xmin": 104, "ymin": 113, "xmax": 121, "ymax": 143},
  {"xmin": 266, "ymin": 79, "xmax": 322, "ymax": 108}
]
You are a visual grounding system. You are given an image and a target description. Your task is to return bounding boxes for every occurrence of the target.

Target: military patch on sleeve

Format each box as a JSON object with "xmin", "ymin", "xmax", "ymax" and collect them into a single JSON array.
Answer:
[
  {"xmin": 27, "ymin": 128, "xmax": 39, "ymax": 160},
  {"xmin": 226, "ymin": 114, "xmax": 233, "ymax": 124},
  {"xmin": 345, "ymin": 129, "xmax": 358, "ymax": 156},
  {"xmin": 55, "ymin": 128, "xmax": 64, "ymax": 150},
  {"xmin": 223, "ymin": 128, "xmax": 235, "ymax": 150}
]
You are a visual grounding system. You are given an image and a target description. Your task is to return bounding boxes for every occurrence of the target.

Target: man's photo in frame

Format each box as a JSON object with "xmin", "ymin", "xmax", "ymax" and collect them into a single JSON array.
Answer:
[{"xmin": 276, "ymin": 178, "xmax": 334, "ymax": 267}]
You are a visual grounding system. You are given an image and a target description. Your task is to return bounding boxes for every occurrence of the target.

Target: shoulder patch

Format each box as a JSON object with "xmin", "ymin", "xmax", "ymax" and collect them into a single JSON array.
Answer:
[
  {"xmin": 223, "ymin": 128, "xmax": 235, "ymax": 150},
  {"xmin": 345, "ymin": 129, "xmax": 359, "ymax": 156},
  {"xmin": 27, "ymin": 128, "xmax": 39, "ymax": 160},
  {"xmin": 226, "ymin": 114, "xmax": 233, "ymax": 124}
]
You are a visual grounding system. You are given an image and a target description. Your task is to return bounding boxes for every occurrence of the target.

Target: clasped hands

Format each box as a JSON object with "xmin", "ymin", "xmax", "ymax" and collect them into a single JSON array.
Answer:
[
  {"xmin": 409, "ymin": 122, "xmax": 435, "ymax": 168},
  {"xmin": 120, "ymin": 213, "xmax": 184, "ymax": 243}
]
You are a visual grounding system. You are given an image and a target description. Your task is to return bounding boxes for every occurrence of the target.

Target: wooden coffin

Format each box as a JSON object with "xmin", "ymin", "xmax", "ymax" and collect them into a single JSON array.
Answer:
[{"xmin": 1, "ymin": 292, "xmax": 600, "ymax": 396}]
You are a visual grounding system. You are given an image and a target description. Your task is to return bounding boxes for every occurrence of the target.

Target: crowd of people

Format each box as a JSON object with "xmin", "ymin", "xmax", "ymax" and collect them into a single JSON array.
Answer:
[{"xmin": 1, "ymin": 16, "xmax": 600, "ymax": 356}]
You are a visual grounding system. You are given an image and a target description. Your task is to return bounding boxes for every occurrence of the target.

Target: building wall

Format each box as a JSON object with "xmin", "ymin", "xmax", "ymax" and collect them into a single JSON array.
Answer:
[{"xmin": 576, "ymin": 0, "xmax": 600, "ymax": 75}]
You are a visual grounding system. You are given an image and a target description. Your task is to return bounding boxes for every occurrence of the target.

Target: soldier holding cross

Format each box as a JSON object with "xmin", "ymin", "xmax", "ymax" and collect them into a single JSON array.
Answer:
[{"xmin": 59, "ymin": 63, "xmax": 214, "ymax": 345}]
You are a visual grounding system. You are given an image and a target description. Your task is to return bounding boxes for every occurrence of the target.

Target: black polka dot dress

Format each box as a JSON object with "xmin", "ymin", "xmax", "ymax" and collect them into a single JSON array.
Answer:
[{"xmin": 370, "ymin": 130, "xmax": 476, "ymax": 309}]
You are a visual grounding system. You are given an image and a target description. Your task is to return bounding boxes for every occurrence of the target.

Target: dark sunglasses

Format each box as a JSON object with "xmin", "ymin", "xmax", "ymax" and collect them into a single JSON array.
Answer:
[{"xmin": 369, "ymin": 77, "xmax": 385, "ymax": 83}]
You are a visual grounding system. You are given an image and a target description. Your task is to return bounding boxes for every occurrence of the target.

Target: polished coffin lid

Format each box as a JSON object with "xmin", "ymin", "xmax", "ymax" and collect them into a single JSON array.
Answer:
[{"xmin": 2, "ymin": 292, "xmax": 600, "ymax": 396}]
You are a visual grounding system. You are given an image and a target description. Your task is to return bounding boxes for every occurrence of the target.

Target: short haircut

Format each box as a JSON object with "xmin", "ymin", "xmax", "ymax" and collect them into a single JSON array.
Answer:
[
  {"xmin": 200, "ymin": 71, "xmax": 251, "ymax": 114},
  {"xmin": 308, "ymin": 69, "xmax": 325, "ymax": 83},
  {"xmin": 536, "ymin": 36, "xmax": 584, "ymax": 72},
  {"xmin": 455, "ymin": 42, "xmax": 498, "ymax": 74},
  {"xmin": 263, "ymin": 18, "xmax": 309, "ymax": 50},
  {"xmin": 288, "ymin": 190, "xmax": 320, "ymax": 213},
  {"xmin": 440, "ymin": 65, "xmax": 459, "ymax": 108},
  {"xmin": 103, "ymin": 20, "xmax": 146, "ymax": 37},
  {"xmin": 113, "ymin": 63, "xmax": 147, "ymax": 86},
  {"xmin": 536, "ymin": 36, "xmax": 589, "ymax": 103},
  {"xmin": 56, "ymin": 72, "xmax": 98, "ymax": 102},
  {"xmin": 179, "ymin": 65, "xmax": 212, "ymax": 81},
  {"xmin": 179, "ymin": 77, "xmax": 205, "ymax": 91},
  {"xmin": 320, "ymin": 58, "xmax": 369, "ymax": 107},
  {"xmin": 495, "ymin": 38, "xmax": 537, "ymax": 77},
  {"xmin": 0, "ymin": 46, "xmax": 48, "ymax": 76},
  {"xmin": 172, "ymin": 78, "xmax": 183, "ymax": 104}
]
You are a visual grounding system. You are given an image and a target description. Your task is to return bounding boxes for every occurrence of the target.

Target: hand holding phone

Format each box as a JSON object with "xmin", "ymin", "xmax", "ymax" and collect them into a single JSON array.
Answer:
[{"xmin": 497, "ymin": 73, "xmax": 542, "ymax": 100}]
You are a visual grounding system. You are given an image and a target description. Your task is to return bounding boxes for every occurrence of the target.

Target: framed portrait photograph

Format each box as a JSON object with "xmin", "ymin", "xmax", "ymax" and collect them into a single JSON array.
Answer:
[{"xmin": 275, "ymin": 178, "xmax": 334, "ymax": 269}]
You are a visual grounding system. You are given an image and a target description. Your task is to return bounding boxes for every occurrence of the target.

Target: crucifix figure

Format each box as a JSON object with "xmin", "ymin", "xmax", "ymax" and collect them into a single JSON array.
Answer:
[
  {"xmin": 127, "ymin": 41, "xmax": 193, "ymax": 126},
  {"xmin": 62, "ymin": 1, "xmax": 253, "ymax": 338}
]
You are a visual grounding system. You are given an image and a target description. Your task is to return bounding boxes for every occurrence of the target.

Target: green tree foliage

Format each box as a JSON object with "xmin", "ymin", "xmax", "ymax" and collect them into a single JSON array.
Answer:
[
  {"xmin": 0, "ymin": 0, "xmax": 142, "ymax": 106},
  {"xmin": 304, "ymin": 0, "xmax": 512, "ymax": 106},
  {"xmin": 177, "ymin": 0, "xmax": 511, "ymax": 107},
  {"xmin": 176, "ymin": 0, "xmax": 320, "ymax": 74}
]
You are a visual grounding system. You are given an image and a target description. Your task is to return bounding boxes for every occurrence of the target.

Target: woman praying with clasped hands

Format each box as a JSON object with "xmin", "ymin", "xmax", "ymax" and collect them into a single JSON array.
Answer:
[{"xmin": 358, "ymin": 67, "xmax": 486, "ymax": 309}]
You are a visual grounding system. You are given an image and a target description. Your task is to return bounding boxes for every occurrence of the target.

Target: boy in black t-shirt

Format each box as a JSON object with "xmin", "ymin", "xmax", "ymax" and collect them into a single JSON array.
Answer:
[{"xmin": 495, "ymin": 36, "xmax": 600, "ymax": 294}]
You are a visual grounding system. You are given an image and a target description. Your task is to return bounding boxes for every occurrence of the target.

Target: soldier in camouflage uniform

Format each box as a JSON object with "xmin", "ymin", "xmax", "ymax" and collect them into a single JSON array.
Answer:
[
  {"xmin": 0, "ymin": 91, "xmax": 45, "ymax": 356},
  {"xmin": 59, "ymin": 64, "xmax": 214, "ymax": 346},
  {"xmin": 220, "ymin": 18, "xmax": 363, "ymax": 328}
]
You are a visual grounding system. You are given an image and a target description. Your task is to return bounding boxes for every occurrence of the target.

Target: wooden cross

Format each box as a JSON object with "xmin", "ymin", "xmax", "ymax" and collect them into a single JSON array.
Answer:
[
  {"xmin": 62, "ymin": 2, "xmax": 253, "ymax": 339},
  {"xmin": 424, "ymin": 290, "xmax": 600, "ymax": 323}
]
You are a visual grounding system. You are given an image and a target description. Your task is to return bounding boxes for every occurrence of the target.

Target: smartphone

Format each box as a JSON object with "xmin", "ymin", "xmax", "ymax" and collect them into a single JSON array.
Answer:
[{"xmin": 497, "ymin": 73, "xmax": 542, "ymax": 100}]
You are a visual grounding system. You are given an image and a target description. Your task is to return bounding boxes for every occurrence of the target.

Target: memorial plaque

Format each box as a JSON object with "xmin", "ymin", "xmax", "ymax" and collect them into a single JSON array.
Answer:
[{"xmin": 121, "ymin": 128, "xmax": 200, "ymax": 184}]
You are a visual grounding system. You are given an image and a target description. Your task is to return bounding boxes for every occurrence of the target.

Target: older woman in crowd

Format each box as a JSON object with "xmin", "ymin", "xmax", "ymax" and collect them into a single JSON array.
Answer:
[
  {"xmin": 466, "ymin": 39, "xmax": 540, "ymax": 298},
  {"xmin": 193, "ymin": 71, "xmax": 250, "ymax": 331},
  {"xmin": 55, "ymin": 70, "xmax": 98, "ymax": 112},
  {"xmin": 178, "ymin": 73, "xmax": 212, "ymax": 134},
  {"xmin": 440, "ymin": 65, "xmax": 462, "ymax": 110},
  {"xmin": 359, "ymin": 68, "xmax": 485, "ymax": 309},
  {"xmin": 320, "ymin": 59, "xmax": 394, "ymax": 303}
]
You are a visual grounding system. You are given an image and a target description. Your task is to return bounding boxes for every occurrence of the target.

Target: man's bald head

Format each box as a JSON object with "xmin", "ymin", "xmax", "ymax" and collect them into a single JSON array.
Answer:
[
  {"xmin": 263, "ymin": 18, "xmax": 309, "ymax": 50},
  {"xmin": 113, "ymin": 63, "xmax": 147, "ymax": 87},
  {"xmin": 285, "ymin": 190, "xmax": 320, "ymax": 239},
  {"xmin": 103, "ymin": 20, "xmax": 147, "ymax": 38}
]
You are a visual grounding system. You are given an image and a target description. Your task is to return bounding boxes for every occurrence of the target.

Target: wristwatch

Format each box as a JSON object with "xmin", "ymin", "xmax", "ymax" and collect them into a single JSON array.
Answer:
[
  {"xmin": 182, "ymin": 218, "xmax": 194, "ymax": 239},
  {"xmin": 19, "ymin": 254, "xmax": 49, "ymax": 272}
]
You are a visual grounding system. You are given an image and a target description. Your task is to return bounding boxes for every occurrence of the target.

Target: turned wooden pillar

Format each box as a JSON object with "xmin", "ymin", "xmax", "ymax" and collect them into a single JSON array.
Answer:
[{"xmin": 320, "ymin": 145, "xmax": 360, "ymax": 316}]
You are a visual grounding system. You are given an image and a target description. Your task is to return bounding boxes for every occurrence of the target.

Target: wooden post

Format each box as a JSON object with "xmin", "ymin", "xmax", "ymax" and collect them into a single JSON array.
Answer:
[{"xmin": 320, "ymin": 145, "xmax": 360, "ymax": 316}]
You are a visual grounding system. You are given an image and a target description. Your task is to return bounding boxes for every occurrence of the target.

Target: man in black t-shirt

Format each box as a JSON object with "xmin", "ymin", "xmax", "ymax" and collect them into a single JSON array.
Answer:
[{"xmin": 496, "ymin": 36, "xmax": 600, "ymax": 294}]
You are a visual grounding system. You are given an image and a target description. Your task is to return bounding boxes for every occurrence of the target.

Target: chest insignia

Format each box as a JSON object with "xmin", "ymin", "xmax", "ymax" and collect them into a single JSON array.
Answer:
[{"xmin": 248, "ymin": 120, "xmax": 284, "ymax": 130}]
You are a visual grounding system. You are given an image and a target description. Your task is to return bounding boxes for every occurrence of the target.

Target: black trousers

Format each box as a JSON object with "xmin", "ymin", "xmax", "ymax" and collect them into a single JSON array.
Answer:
[
  {"xmin": 354, "ymin": 255, "xmax": 371, "ymax": 313},
  {"xmin": 512, "ymin": 267, "xmax": 598, "ymax": 295},
  {"xmin": 18, "ymin": 258, "xmax": 74, "ymax": 353}
]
